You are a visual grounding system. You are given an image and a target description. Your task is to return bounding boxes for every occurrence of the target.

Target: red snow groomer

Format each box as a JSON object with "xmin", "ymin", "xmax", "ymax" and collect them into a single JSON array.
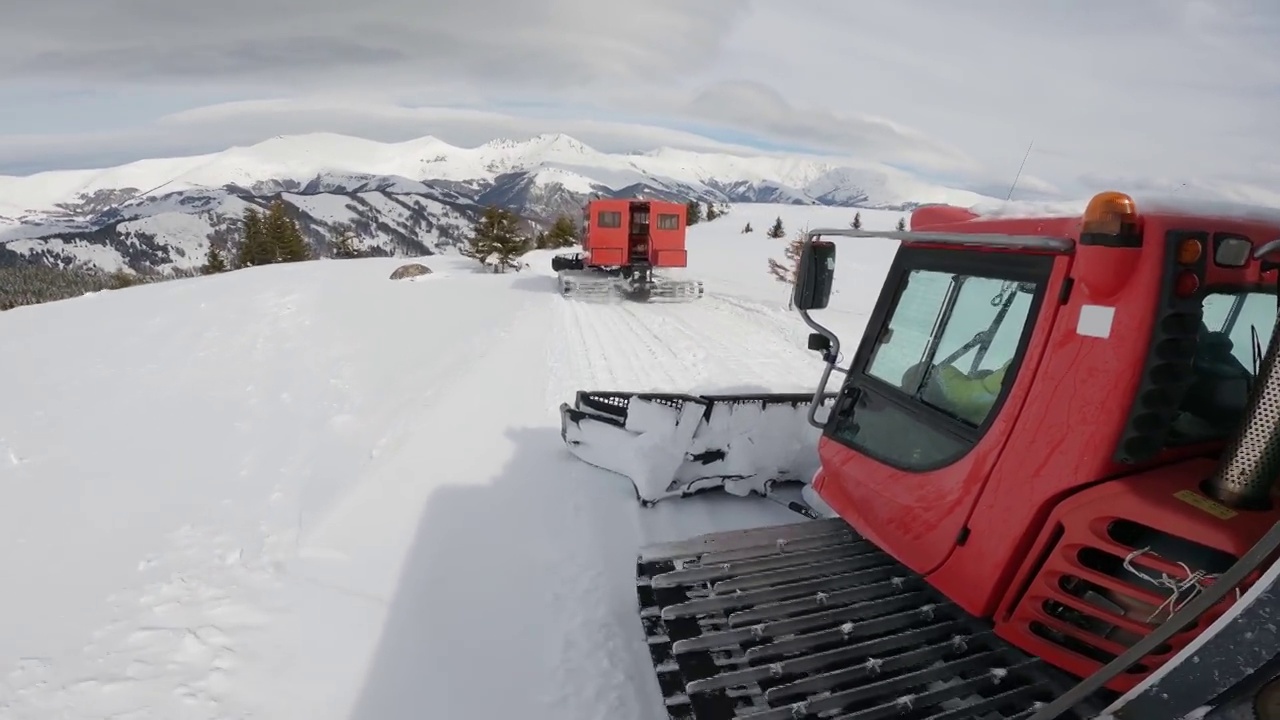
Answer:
[
  {"xmin": 559, "ymin": 191, "xmax": 1280, "ymax": 720},
  {"xmin": 551, "ymin": 198, "xmax": 704, "ymax": 302}
]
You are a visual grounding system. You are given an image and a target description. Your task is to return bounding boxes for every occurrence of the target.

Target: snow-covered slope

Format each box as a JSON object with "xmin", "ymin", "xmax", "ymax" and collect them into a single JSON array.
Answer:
[
  {"xmin": 0, "ymin": 204, "xmax": 904, "ymax": 720},
  {"xmin": 0, "ymin": 132, "xmax": 997, "ymax": 274},
  {"xmin": 0, "ymin": 186, "xmax": 479, "ymax": 274}
]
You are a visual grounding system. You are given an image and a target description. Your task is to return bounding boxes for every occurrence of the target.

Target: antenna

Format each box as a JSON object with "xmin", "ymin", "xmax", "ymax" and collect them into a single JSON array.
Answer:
[{"xmin": 1005, "ymin": 139, "xmax": 1035, "ymax": 201}]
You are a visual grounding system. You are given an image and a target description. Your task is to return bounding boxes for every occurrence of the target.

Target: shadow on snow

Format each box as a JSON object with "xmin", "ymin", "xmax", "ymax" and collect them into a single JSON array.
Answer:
[{"xmin": 344, "ymin": 421, "xmax": 797, "ymax": 720}]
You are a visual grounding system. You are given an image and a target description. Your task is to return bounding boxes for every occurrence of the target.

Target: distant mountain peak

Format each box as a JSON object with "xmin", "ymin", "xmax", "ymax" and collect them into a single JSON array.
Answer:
[
  {"xmin": 0, "ymin": 130, "xmax": 991, "ymax": 216},
  {"xmin": 0, "ymin": 130, "xmax": 998, "ymax": 277}
]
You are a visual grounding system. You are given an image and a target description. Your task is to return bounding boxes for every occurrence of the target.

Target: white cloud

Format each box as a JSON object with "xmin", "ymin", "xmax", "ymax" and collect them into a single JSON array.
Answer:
[
  {"xmin": 1, "ymin": 0, "xmax": 1276, "ymax": 203},
  {"xmin": 703, "ymin": 0, "xmax": 1280, "ymax": 196},
  {"xmin": 2, "ymin": 0, "xmax": 744, "ymax": 89},
  {"xmin": 0, "ymin": 100, "xmax": 773, "ymax": 171},
  {"xmin": 679, "ymin": 81, "xmax": 980, "ymax": 174}
]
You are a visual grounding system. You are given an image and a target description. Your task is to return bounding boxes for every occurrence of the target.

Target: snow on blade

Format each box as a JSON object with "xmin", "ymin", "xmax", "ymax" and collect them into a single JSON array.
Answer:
[
  {"xmin": 562, "ymin": 393, "xmax": 831, "ymax": 503},
  {"xmin": 689, "ymin": 399, "xmax": 823, "ymax": 497}
]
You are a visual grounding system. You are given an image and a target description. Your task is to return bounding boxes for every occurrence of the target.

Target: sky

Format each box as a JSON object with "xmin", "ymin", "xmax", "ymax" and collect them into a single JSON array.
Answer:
[{"xmin": 0, "ymin": 0, "xmax": 1277, "ymax": 203}]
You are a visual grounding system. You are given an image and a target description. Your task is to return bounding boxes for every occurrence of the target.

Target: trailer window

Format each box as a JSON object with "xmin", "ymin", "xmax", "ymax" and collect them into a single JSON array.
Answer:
[
  {"xmin": 597, "ymin": 211, "xmax": 622, "ymax": 228},
  {"xmin": 657, "ymin": 213, "xmax": 680, "ymax": 230},
  {"xmin": 828, "ymin": 257, "xmax": 1048, "ymax": 472},
  {"xmin": 1167, "ymin": 290, "xmax": 1277, "ymax": 444}
]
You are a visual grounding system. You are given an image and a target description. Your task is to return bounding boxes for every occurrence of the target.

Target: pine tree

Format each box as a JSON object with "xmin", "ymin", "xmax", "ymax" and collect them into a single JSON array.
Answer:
[
  {"xmin": 543, "ymin": 214, "xmax": 579, "ymax": 248},
  {"xmin": 767, "ymin": 216, "xmax": 785, "ymax": 238},
  {"xmin": 463, "ymin": 206, "xmax": 528, "ymax": 272},
  {"xmin": 267, "ymin": 199, "xmax": 310, "ymax": 262},
  {"xmin": 896, "ymin": 217, "xmax": 907, "ymax": 231},
  {"xmin": 460, "ymin": 217, "xmax": 495, "ymax": 266},
  {"xmin": 686, "ymin": 200, "xmax": 702, "ymax": 225},
  {"xmin": 236, "ymin": 208, "xmax": 273, "ymax": 268},
  {"xmin": 706, "ymin": 201, "xmax": 719, "ymax": 221},
  {"xmin": 851, "ymin": 212, "xmax": 862, "ymax": 230},
  {"xmin": 202, "ymin": 243, "xmax": 227, "ymax": 274}
]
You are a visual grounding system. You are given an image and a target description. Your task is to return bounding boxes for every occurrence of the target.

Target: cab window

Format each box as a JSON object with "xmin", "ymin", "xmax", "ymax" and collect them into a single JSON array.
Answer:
[
  {"xmin": 828, "ymin": 255, "xmax": 1048, "ymax": 471},
  {"xmin": 597, "ymin": 211, "xmax": 621, "ymax": 228},
  {"xmin": 1168, "ymin": 290, "xmax": 1277, "ymax": 444}
]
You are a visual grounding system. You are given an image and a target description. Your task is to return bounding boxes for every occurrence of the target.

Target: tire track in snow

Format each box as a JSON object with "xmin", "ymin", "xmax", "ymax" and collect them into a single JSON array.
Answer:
[
  {"xmin": 621, "ymin": 295, "xmax": 818, "ymax": 392},
  {"xmin": 548, "ymin": 292, "xmax": 820, "ymax": 400},
  {"xmin": 543, "ymin": 287, "xmax": 827, "ymax": 492},
  {"xmin": 712, "ymin": 294, "xmax": 811, "ymax": 343},
  {"xmin": 546, "ymin": 297, "xmax": 695, "ymax": 401},
  {"xmin": 610, "ymin": 304, "xmax": 708, "ymax": 378},
  {"xmin": 675, "ymin": 296, "xmax": 820, "ymax": 390}
]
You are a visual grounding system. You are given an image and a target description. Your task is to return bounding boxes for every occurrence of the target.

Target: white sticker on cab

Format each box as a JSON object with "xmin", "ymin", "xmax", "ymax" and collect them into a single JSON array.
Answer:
[{"xmin": 1077, "ymin": 304, "xmax": 1115, "ymax": 338}]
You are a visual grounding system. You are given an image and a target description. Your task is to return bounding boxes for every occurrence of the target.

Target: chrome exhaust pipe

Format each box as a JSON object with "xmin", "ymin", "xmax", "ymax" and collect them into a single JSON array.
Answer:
[{"xmin": 1203, "ymin": 243, "xmax": 1280, "ymax": 510}]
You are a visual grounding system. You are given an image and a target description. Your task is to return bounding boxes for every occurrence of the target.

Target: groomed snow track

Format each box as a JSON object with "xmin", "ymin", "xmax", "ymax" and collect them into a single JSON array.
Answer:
[{"xmin": 636, "ymin": 518, "xmax": 1103, "ymax": 720}]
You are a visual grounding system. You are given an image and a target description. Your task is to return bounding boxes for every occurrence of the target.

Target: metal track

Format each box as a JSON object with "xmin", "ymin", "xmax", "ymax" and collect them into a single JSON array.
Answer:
[
  {"xmin": 558, "ymin": 272, "xmax": 619, "ymax": 301},
  {"xmin": 636, "ymin": 518, "xmax": 1102, "ymax": 720},
  {"xmin": 558, "ymin": 271, "xmax": 704, "ymax": 302},
  {"xmin": 648, "ymin": 279, "xmax": 705, "ymax": 302}
]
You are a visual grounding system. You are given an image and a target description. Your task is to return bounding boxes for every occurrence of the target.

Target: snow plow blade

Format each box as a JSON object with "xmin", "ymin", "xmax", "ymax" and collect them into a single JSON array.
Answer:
[
  {"xmin": 559, "ymin": 390, "xmax": 835, "ymax": 504},
  {"xmin": 635, "ymin": 518, "xmax": 1104, "ymax": 720}
]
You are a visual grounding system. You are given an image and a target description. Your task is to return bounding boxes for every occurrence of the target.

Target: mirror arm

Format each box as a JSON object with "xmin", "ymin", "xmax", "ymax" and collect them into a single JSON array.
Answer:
[
  {"xmin": 798, "ymin": 228, "xmax": 843, "ymax": 430},
  {"xmin": 800, "ymin": 306, "xmax": 842, "ymax": 430}
]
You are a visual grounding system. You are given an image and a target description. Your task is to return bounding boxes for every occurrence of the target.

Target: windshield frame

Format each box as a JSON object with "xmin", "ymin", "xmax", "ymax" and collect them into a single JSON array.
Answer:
[{"xmin": 824, "ymin": 247, "xmax": 1055, "ymax": 473}]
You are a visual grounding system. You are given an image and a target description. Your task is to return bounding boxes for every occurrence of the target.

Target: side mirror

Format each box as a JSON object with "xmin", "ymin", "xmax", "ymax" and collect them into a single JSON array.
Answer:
[
  {"xmin": 793, "ymin": 239, "xmax": 836, "ymax": 310},
  {"xmin": 1255, "ymin": 237, "xmax": 1280, "ymax": 273}
]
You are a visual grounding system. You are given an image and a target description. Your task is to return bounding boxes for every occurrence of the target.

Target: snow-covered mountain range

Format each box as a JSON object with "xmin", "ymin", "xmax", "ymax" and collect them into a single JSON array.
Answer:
[{"xmin": 0, "ymin": 132, "xmax": 995, "ymax": 274}]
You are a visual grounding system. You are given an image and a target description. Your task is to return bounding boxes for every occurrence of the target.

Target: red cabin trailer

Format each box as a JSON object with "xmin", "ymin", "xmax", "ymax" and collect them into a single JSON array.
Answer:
[{"xmin": 551, "ymin": 198, "xmax": 703, "ymax": 302}]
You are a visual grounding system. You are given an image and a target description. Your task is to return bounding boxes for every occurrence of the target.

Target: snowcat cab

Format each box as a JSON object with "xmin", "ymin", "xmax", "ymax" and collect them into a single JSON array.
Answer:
[
  {"xmin": 551, "ymin": 198, "xmax": 704, "ymax": 302},
  {"xmin": 559, "ymin": 191, "xmax": 1280, "ymax": 720}
]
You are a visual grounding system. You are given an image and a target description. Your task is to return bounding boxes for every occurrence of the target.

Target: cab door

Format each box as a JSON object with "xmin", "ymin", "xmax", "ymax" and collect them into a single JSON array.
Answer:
[{"xmin": 814, "ymin": 247, "xmax": 1060, "ymax": 574}]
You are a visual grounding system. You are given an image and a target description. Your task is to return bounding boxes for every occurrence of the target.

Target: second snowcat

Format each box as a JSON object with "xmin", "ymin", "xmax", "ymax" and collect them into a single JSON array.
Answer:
[
  {"xmin": 552, "ymin": 198, "xmax": 705, "ymax": 302},
  {"xmin": 559, "ymin": 192, "xmax": 1280, "ymax": 719}
]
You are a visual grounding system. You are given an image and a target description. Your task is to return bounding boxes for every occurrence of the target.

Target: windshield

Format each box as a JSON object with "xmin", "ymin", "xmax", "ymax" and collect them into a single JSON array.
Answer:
[
  {"xmin": 827, "ymin": 259, "xmax": 1048, "ymax": 472},
  {"xmin": 1167, "ymin": 290, "xmax": 1277, "ymax": 445}
]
